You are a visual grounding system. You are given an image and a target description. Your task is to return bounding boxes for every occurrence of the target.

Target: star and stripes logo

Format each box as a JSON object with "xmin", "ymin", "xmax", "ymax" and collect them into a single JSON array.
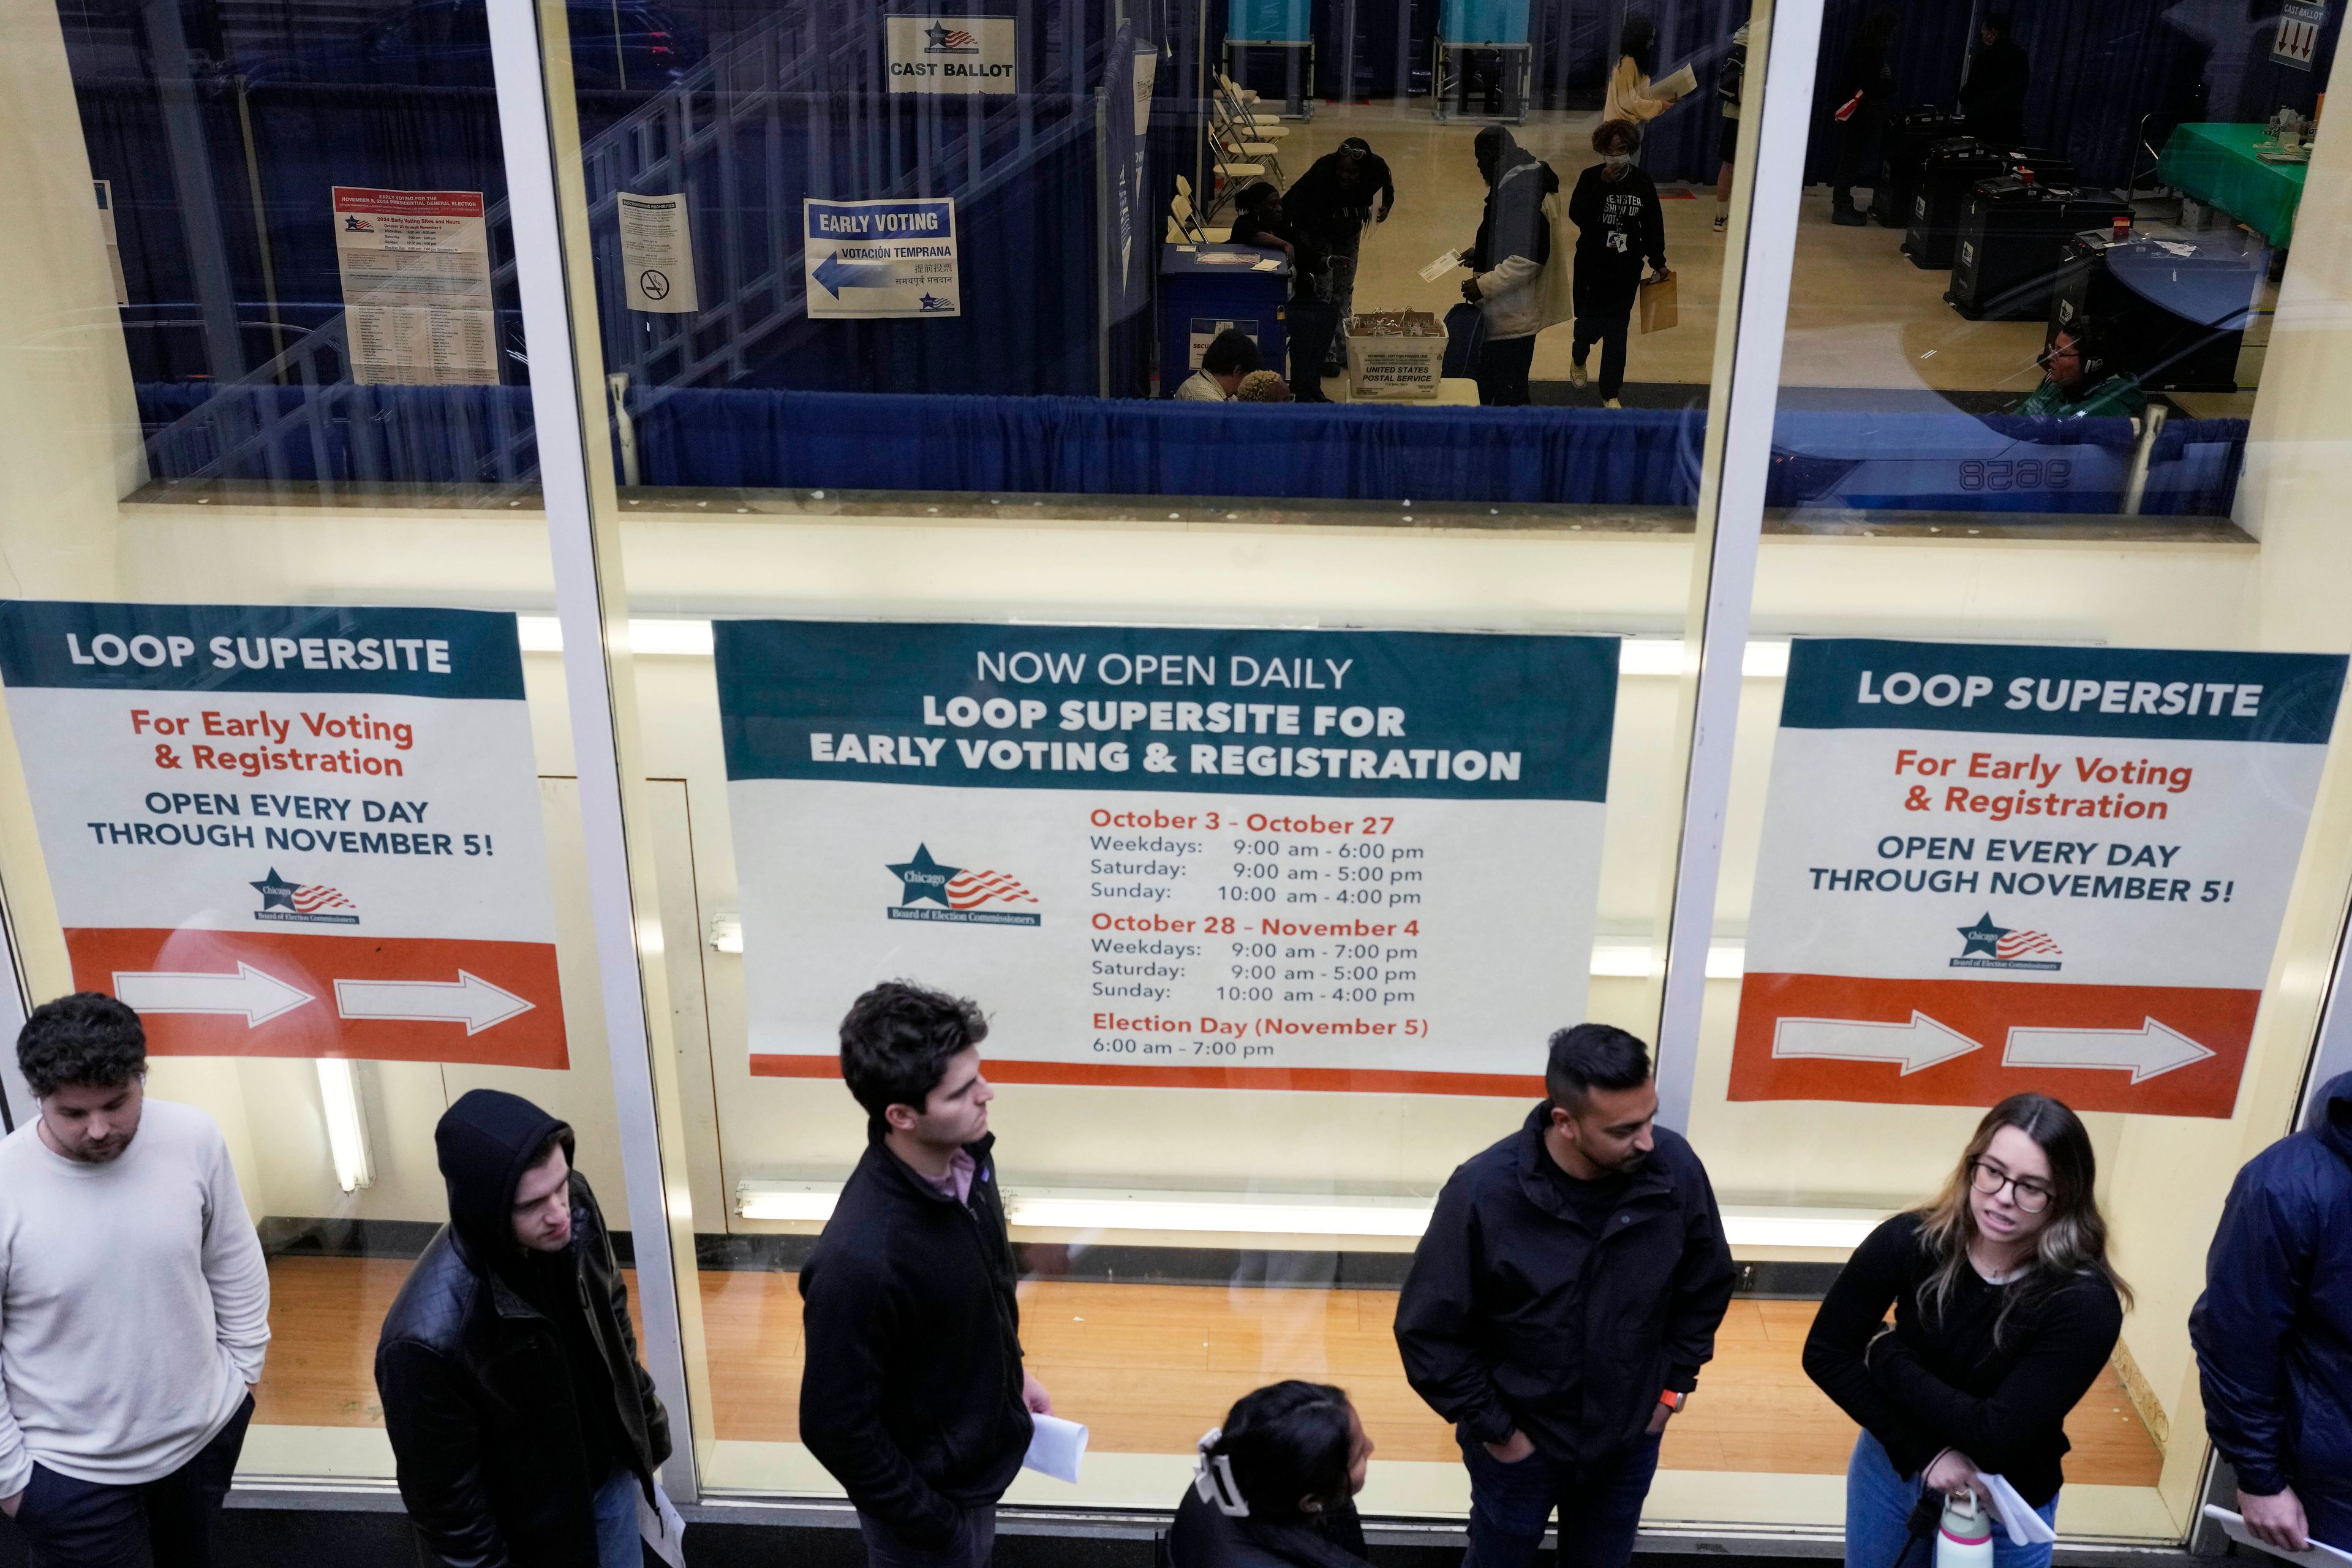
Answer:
[
  {"xmin": 886, "ymin": 844, "xmax": 1041, "ymax": 927},
  {"xmin": 251, "ymin": 867, "xmax": 361, "ymax": 925},
  {"xmin": 923, "ymin": 21, "xmax": 979, "ymax": 52},
  {"xmin": 1950, "ymin": 913, "xmax": 2061, "ymax": 971}
]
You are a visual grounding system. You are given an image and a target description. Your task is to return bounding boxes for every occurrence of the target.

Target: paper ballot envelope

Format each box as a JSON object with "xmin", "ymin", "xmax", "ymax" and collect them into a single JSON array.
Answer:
[
  {"xmin": 2206, "ymin": 1507, "xmax": 2352, "ymax": 1566},
  {"xmin": 1979, "ymin": 1474, "xmax": 2057, "ymax": 1546},
  {"xmin": 1654, "ymin": 62, "xmax": 1698, "ymax": 99},
  {"xmin": 1023, "ymin": 1414, "xmax": 1090, "ymax": 1483}
]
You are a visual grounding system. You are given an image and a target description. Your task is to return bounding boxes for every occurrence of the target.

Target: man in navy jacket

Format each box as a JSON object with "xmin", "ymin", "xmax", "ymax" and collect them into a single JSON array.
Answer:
[
  {"xmin": 2191, "ymin": 1071, "xmax": 2352, "ymax": 1553},
  {"xmin": 1395, "ymin": 1025, "xmax": 1735, "ymax": 1568}
]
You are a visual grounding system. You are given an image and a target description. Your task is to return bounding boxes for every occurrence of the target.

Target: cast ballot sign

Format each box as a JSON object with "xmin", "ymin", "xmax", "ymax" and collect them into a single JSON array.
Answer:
[
  {"xmin": 715, "ymin": 620, "xmax": 1618, "ymax": 1095},
  {"xmin": 0, "ymin": 602, "xmax": 567, "ymax": 1068},
  {"xmin": 885, "ymin": 16, "xmax": 1019, "ymax": 92},
  {"xmin": 1733, "ymin": 638, "xmax": 2345, "ymax": 1118},
  {"xmin": 803, "ymin": 198, "xmax": 960, "ymax": 318}
]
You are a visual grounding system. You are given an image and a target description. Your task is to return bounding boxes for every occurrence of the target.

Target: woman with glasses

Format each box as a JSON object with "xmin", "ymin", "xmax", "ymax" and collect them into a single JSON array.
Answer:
[{"xmin": 1803, "ymin": 1095, "xmax": 2130, "ymax": 1568}]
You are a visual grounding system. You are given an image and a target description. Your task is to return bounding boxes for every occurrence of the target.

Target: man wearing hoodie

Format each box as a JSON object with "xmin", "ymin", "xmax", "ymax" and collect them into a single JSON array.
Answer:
[
  {"xmin": 376, "ymin": 1090, "xmax": 671, "ymax": 1568},
  {"xmin": 1395, "ymin": 1024, "xmax": 1735, "ymax": 1568},
  {"xmin": 2190, "ymin": 1072, "xmax": 2352, "ymax": 1554},
  {"xmin": 1461, "ymin": 126, "xmax": 1560, "ymax": 406},
  {"xmin": 801, "ymin": 982, "xmax": 1049, "ymax": 1568}
]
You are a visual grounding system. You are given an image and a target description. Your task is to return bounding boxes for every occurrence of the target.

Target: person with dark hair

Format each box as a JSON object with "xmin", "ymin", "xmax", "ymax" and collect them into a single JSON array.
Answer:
[
  {"xmin": 1167, "ymin": 1382, "xmax": 1375, "ymax": 1568},
  {"xmin": 1829, "ymin": 5, "xmax": 1899, "ymax": 225},
  {"xmin": 1568, "ymin": 119, "xmax": 1668, "ymax": 409},
  {"xmin": 1462, "ymin": 126, "xmax": 1561, "ymax": 406},
  {"xmin": 2009, "ymin": 326, "xmax": 2143, "ymax": 418},
  {"xmin": 375, "ymin": 1089, "xmax": 671, "ymax": 1568},
  {"xmin": 1227, "ymin": 185, "xmax": 1340, "ymax": 402},
  {"xmin": 2189, "ymin": 1072, "xmax": 2352, "ymax": 1554},
  {"xmin": 1804, "ymin": 1095, "xmax": 2130, "ymax": 1568},
  {"xmin": 802, "ymin": 982, "xmax": 1049, "ymax": 1568},
  {"xmin": 1959, "ymin": 17, "xmax": 2030, "ymax": 148},
  {"xmin": 0, "ymin": 993, "xmax": 270, "ymax": 1565},
  {"xmin": 1284, "ymin": 137, "xmax": 1396, "ymax": 374},
  {"xmin": 1177, "ymin": 328, "xmax": 1265, "ymax": 402},
  {"xmin": 1604, "ymin": 15, "xmax": 1690, "ymax": 130},
  {"xmin": 1395, "ymin": 1025, "xmax": 1735, "ymax": 1568}
]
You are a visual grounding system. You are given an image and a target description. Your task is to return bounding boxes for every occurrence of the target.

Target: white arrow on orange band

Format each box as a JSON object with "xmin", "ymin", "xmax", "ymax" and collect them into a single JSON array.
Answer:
[
  {"xmin": 333, "ymin": 971, "xmax": 534, "ymax": 1036},
  {"xmin": 113, "ymin": 962, "xmax": 316, "ymax": 1027}
]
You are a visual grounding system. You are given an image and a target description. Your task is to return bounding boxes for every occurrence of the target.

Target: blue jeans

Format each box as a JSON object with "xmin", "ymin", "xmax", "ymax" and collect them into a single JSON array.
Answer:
[
  {"xmin": 1460, "ymin": 1428, "xmax": 1662, "ymax": 1568},
  {"xmin": 591, "ymin": 1464, "xmax": 642, "ymax": 1568},
  {"xmin": 1844, "ymin": 1432, "xmax": 2059, "ymax": 1568}
]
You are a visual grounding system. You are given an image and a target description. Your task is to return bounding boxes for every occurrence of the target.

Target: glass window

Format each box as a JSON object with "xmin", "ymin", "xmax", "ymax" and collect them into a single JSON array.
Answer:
[{"xmin": 0, "ymin": 0, "xmax": 651, "ymax": 1490}]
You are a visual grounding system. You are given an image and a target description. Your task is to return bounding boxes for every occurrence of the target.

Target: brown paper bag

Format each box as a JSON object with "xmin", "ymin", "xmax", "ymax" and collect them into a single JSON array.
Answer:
[{"xmin": 1639, "ymin": 269, "xmax": 1678, "ymax": 333}]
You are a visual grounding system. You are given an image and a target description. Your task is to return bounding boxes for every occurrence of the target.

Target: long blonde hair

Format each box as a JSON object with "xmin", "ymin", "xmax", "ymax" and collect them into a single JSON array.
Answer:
[{"xmin": 1912, "ymin": 1094, "xmax": 2132, "ymax": 1343}]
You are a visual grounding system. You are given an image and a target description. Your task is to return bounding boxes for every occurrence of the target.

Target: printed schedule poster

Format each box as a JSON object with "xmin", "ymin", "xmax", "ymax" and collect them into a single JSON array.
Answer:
[
  {"xmin": 332, "ymin": 187, "xmax": 498, "ymax": 386},
  {"xmin": 715, "ymin": 620, "xmax": 1619, "ymax": 1095},
  {"xmin": 1733, "ymin": 638, "xmax": 2346, "ymax": 1118},
  {"xmin": 0, "ymin": 602, "xmax": 567, "ymax": 1068}
]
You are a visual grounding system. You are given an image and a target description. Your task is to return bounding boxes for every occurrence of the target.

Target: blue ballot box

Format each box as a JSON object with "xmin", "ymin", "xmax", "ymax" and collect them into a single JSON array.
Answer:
[{"xmin": 1159, "ymin": 244, "xmax": 1292, "ymax": 395}]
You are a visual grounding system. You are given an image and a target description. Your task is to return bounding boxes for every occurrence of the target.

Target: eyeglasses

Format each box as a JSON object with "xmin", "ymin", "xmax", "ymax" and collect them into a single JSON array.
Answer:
[{"xmin": 1969, "ymin": 1160, "xmax": 2053, "ymax": 1214}]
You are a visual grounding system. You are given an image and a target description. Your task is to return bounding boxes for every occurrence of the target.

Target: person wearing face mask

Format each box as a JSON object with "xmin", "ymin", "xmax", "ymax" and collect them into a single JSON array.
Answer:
[
  {"xmin": 1567, "ymin": 120, "xmax": 1668, "ymax": 409},
  {"xmin": 376, "ymin": 1090, "xmax": 672, "ymax": 1568},
  {"xmin": 1804, "ymin": 1095, "xmax": 2130, "ymax": 1568},
  {"xmin": 1395, "ymin": 1025, "xmax": 1735, "ymax": 1568},
  {"xmin": 1460, "ymin": 126, "xmax": 1561, "ymax": 405},
  {"xmin": 1166, "ymin": 1382, "xmax": 1377, "ymax": 1568}
]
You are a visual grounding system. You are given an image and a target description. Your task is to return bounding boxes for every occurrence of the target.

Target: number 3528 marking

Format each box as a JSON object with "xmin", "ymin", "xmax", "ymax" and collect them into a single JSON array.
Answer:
[{"xmin": 1959, "ymin": 459, "xmax": 2073, "ymax": 491}]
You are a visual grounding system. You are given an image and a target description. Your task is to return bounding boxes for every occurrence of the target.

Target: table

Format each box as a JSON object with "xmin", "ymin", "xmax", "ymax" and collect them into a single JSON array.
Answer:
[
  {"xmin": 1159, "ymin": 243, "xmax": 1291, "ymax": 397},
  {"xmin": 2160, "ymin": 122, "xmax": 2309, "ymax": 246}
]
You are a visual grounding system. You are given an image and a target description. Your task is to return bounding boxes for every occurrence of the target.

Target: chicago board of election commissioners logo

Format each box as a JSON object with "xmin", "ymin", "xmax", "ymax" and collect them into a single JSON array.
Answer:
[
  {"xmin": 1949, "ymin": 912, "xmax": 2060, "ymax": 971},
  {"xmin": 923, "ymin": 21, "xmax": 979, "ymax": 51},
  {"xmin": 251, "ymin": 866, "xmax": 360, "ymax": 926},
  {"xmin": 885, "ymin": 843, "xmax": 1040, "ymax": 927}
]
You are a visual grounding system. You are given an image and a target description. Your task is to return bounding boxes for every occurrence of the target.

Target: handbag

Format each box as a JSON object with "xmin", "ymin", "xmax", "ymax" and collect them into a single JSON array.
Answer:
[
  {"xmin": 1639, "ymin": 269, "xmax": 1678, "ymax": 333},
  {"xmin": 1535, "ymin": 192, "xmax": 1575, "ymax": 333}
]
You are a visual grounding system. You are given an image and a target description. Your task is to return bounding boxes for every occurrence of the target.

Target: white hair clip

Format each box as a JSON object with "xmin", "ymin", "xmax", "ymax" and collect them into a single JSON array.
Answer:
[{"xmin": 1193, "ymin": 1427, "xmax": 1250, "ymax": 1517}]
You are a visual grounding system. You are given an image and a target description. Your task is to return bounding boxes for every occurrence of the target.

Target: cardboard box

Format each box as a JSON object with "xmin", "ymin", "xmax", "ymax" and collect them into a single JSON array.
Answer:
[{"xmin": 1345, "ymin": 312, "xmax": 1446, "ymax": 399}]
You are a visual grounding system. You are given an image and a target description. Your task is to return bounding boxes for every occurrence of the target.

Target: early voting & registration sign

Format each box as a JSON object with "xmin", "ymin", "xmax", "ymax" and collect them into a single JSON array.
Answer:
[
  {"xmin": 803, "ymin": 198, "xmax": 960, "ymax": 319},
  {"xmin": 0, "ymin": 603, "xmax": 567, "ymax": 1068},
  {"xmin": 1733, "ymin": 638, "xmax": 2345, "ymax": 1118},
  {"xmin": 716, "ymin": 620, "xmax": 1618, "ymax": 1095}
]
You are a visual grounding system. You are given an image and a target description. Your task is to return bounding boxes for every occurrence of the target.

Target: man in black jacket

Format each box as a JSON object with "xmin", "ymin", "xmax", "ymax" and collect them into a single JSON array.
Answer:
[
  {"xmin": 2190, "ymin": 1071, "xmax": 2352, "ymax": 1553},
  {"xmin": 1284, "ymin": 136, "xmax": 1396, "ymax": 374},
  {"xmin": 1395, "ymin": 1025, "xmax": 1735, "ymax": 1568},
  {"xmin": 801, "ymin": 982, "xmax": 1050, "ymax": 1568},
  {"xmin": 1958, "ymin": 17, "xmax": 2029, "ymax": 149},
  {"xmin": 376, "ymin": 1090, "xmax": 672, "ymax": 1568}
]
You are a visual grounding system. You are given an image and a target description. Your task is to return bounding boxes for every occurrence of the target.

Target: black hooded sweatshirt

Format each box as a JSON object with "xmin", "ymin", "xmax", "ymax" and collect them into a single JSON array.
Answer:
[
  {"xmin": 799, "ymin": 1124, "xmax": 1032, "ymax": 1548},
  {"xmin": 375, "ymin": 1090, "xmax": 671, "ymax": 1568}
]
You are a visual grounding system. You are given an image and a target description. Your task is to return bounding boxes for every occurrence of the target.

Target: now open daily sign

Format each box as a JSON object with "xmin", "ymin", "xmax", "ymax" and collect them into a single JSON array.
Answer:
[
  {"xmin": 1731, "ymin": 638, "xmax": 2345, "ymax": 1119},
  {"xmin": 0, "ymin": 601, "xmax": 566, "ymax": 1068}
]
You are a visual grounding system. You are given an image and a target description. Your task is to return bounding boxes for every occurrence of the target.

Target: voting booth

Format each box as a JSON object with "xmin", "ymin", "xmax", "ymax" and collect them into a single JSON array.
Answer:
[
  {"xmin": 1434, "ymin": 0, "xmax": 1533, "ymax": 123},
  {"xmin": 1225, "ymin": 0, "xmax": 1316, "ymax": 119}
]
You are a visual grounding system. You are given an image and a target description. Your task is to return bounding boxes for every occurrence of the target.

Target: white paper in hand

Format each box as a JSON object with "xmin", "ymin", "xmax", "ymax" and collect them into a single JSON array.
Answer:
[
  {"xmin": 638, "ymin": 1480, "xmax": 688, "ymax": 1568},
  {"xmin": 1420, "ymin": 250, "xmax": 1464, "ymax": 282},
  {"xmin": 2206, "ymin": 1506, "xmax": 2352, "ymax": 1565},
  {"xmin": 1023, "ymin": 1413, "xmax": 1090, "ymax": 1483},
  {"xmin": 1978, "ymin": 1474, "xmax": 2057, "ymax": 1547},
  {"xmin": 1654, "ymin": 62, "xmax": 1698, "ymax": 99}
]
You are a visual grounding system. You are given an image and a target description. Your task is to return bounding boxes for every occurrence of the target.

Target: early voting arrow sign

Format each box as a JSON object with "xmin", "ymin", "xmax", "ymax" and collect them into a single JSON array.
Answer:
[
  {"xmin": 1730, "ymin": 637, "xmax": 2345, "ymax": 1118},
  {"xmin": 0, "ymin": 601, "xmax": 569, "ymax": 1069},
  {"xmin": 802, "ymin": 197, "xmax": 960, "ymax": 318}
]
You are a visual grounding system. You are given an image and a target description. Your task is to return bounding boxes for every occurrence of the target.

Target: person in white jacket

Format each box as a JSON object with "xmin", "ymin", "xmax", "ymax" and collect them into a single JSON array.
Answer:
[
  {"xmin": 0, "ymin": 992, "xmax": 270, "ymax": 1566},
  {"xmin": 1461, "ymin": 126, "xmax": 1561, "ymax": 405}
]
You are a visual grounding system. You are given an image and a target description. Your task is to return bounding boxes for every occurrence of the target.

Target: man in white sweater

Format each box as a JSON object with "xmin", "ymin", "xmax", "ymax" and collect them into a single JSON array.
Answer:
[{"xmin": 0, "ymin": 992, "xmax": 270, "ymax": 1565}]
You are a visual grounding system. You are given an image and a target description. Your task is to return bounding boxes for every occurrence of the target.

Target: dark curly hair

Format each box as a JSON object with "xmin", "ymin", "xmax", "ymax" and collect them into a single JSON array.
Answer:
[
  {"xmin": 838, "ymin": 981, "xmax": 989, "ymax": 1120},
  {"xmin": 18, "ymin": 992, "xmax": 148, "ymax": 1097}
]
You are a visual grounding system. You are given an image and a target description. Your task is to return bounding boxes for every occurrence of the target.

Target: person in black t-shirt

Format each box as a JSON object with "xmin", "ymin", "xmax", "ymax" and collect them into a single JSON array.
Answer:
[
  {"xmin": 1567, "ymin": 120, "xmax": 1667, "ymax": 408},
  {"xmin": 1395, "ymin": 1026, "xmax": 1734, "ymax": 1568},
  {"xmin": 1226, "ymin": 184, "xmax": 1340, "ymax": 402},
  {"xmin": 1804, "ymin": 1095, "xmax": 2128, "ymax": 1568}
]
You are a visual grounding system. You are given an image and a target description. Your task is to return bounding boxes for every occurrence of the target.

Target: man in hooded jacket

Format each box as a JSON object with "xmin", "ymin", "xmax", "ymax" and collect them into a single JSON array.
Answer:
[
  {"xmin": 377, "ymin": 1090, "xmax": 671, "ymax": 1568},
  {"xmin": 2190, "ymin": 1072, "xmax": 2352, "ymax": 1553},
  {"xmin": 1461, "ymin": 126, "xmax": 1559, "ymax": 405}
]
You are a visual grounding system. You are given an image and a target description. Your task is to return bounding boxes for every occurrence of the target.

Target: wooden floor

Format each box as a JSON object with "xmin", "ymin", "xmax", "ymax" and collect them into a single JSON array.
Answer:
[{"xmin": 255, "ymin": 1257, "xmax": 2161, "ymax": 1484}]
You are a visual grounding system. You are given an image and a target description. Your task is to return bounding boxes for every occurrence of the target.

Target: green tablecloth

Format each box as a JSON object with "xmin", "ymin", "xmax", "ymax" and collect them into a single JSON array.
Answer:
[{"xmin": 2160, "ymin": 121, "xmax": 2309, "ymax": 245}]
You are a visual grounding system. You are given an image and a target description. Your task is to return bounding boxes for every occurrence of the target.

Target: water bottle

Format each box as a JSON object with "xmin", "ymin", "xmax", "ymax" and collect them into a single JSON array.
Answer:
[{"xmin": 1935, "ymin": 1490, "xmax": 1996, "ymax": 1568}]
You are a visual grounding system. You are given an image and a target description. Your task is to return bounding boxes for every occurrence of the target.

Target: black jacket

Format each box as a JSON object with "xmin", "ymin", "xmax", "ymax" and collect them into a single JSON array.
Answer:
[
  {"xmin": 1568, "ymin": 164, "xmax": 1667, "ymax": 289},
  {"xmin": 1394, "ymin": 1104, "xmax": 1736, "ymax": 1465},
  {"xmin": 1959, "ymin": 36, "xmax": 2029, "ymax": 146},
  {"xmin": 2190, "ymin": 1073, "xmax": 2352, "ymax": 1516},
  {"xmin": 1285, "ymin": 152, "xmax": 1396, "ymax": 240},
  {"xmin": 375, "ymin": 1090, "xmax": 672, "ymax": 1568},
  {"xmin": 1803, "ymin": 1212, "xmax": 2121, "ymax": 1507},
  {"xmin": 1164, "ymin": 1485, "xmax": 1371, "ymax": 1568},
  {"xmin": 799, "ymin": 1127, "xmax": 1031, "ymax": 1547}
]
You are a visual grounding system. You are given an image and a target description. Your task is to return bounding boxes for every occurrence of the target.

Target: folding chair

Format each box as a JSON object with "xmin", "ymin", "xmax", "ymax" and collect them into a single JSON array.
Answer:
[
  {"xmin": 1217, "ymin": 74, "xmax": 1291, "ymax": 141},
  {"xmin": 1211, "ymin": 103, "xmax": 1284, "ymax": 187}
]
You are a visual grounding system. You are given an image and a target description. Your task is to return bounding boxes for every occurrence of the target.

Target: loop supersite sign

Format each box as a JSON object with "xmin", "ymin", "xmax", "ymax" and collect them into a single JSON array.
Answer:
[{"xmin": 1732, "ymin": 637, "xmax": 2346, "ymax": 1118}]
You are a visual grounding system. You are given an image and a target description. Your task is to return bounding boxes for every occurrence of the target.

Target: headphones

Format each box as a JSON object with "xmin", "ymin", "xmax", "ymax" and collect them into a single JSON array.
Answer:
[{"xmin": 2043, "ymin": 315, "xmax": 2106, "ymax": 383}]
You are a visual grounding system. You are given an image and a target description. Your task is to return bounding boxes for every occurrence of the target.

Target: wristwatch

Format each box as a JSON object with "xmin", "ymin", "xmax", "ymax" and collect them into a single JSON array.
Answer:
[{"xmin": 1657, "ymin": 1389, "xmax": 1686, "ymax": 1412}]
